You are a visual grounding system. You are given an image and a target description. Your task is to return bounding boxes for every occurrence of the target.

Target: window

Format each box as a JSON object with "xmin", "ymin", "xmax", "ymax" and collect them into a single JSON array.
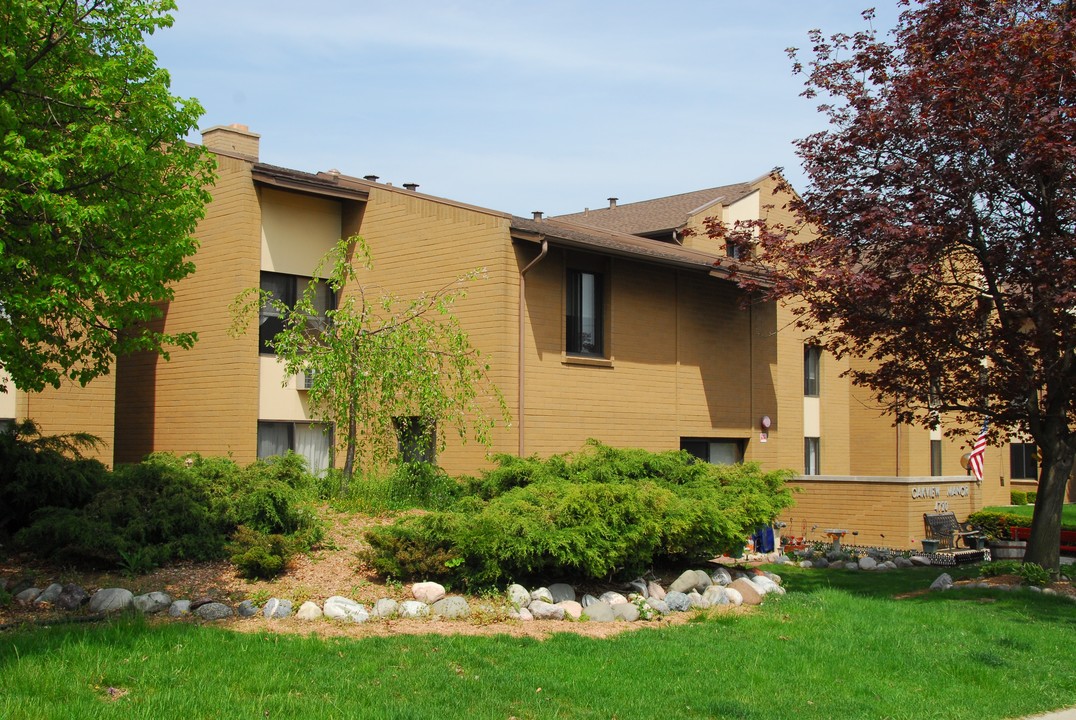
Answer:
[
  {"xmin": 257, "ymin": 421, "xmax": 332, "ymax": 475},
  {"xmin": 803, "ymin": 345, "xmax": 821, "ymax": 397},
  {"xmin": 394, "ymin": 416, "xmax": 437, "ymax": 463},
  {"xmin": 1010, "ymin": 443, "xmax": 1038, "ymax": 480},
  {"xmin": 804, "ymin": 437, "xmax": 820, "ymax": 475},
  {"xmin": 259, "ymin": 272, "xmax": 335, "ymax": 354},
  {"xmin": 930, "ymin": 440, "xmax": 942, "ymax": 476},
  {"xmin": 566, "ymin": 269, "xmax": 604, "ymax": 356},
  {"xmin": 680, "ymin": 438, "xmax": 744, "ymax": 465}
]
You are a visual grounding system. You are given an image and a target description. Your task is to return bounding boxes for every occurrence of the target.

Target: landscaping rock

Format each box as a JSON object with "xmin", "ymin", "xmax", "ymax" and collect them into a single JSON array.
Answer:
[
  {"xmin": 237, "ymin": 600, "xmax": 259, "ymax": 618},
  {"xmin": 134, "ymin": 591, "xmax": 172, "ymax": 614},
  {"xmin": 729, "ymin": 578, "xmax": 764, "ymax": 606},
  {"xmin": 612, "ymin": 603, "xmax": 640, "ymax": 621},
  {"xmin": 598, "ymin": 591, "xmax": 628, "ymax": 606},
  {"xmin": 647, "ymin": 581, "xmax": 666, "ymax": 600},
  {"xmin": 89, "ymin": 588, "xmax": 134, "ymax": 614},
  {"xmin": 813, "ymin": 558, "xmax": 829, "ymax": 568},
  {"xmin": 694, "ymin": 570, "xmax": 713, "ymax": 591},
  {"xmin": 324, "ymin": 596, "xmax": 369, "ymax": 622},
  {"xmin": 398, "ymin": 600, "xmax": 429, "ymax": 618},
  {"xmin": 530, "ymin": 587, "xmax": 554, "ymax": 604},
  {"xmin": 799, "ymin": 560, "xmax": 814, "ymax": 568},
  {"xmin": 665, "ymin": 591, "xmax": 690, "ymax": 612},
  {"xmin": 580, "ymin": 593, "xmax": 600, "ymax": 608},
  {"xmin": 646, "ymin": 597, "xmax": 670, "ymax": 615},
  {"xmin": 628, "ymin": 578, "xmax": 649, "ymax": 598},
  {"xmin": 548, "ymin": 583, "xmax": 576, "ymax": 603},
  {"xmin": 412, "ymin": 582, "xmax": 446, "ymax": 604},
  {"xmin": 34, "ymin": 583, "xmax": 63, "ymax": 606},
  {"xmin": 844, "ymin": 562, "xmax": 860, "ymax": 571},
  {"xmin": 432, "ymin": 596, "xmax": 470, "ymax": 619},
  {"xmin": 858, "ymin": 557, "xmax": 878, "ymax": 571},
  {"xmin": 724, "ymin": 587, "xmax": 743, "ymax": 606},
  {"xmin": 507, "ymin": 584, "xmax": 530, "ymax": 609},
  {"xmin": 585, "ymin": 601, "xmax": 615, "ymax": 622},
  {"xmin": 910, "ymin": 555, "xmax": 932, "ymax": 566},
  {"xmin": 556, "ymin": 600, "xmax": 583, "ymax": 620},
  {"xmin": 190, "ymin": 596, "xmax": 214, "ymax": 610},
  {"xmin": 374, "ymin": 598, "xmax": 399, "ymax": 618},
  {"xmin": 687, "ymin": 591, "xmax": 710, "ymax": 609},
  {"xmin": 515, "ymin": 607, "xmax": 534, "ymax": 621},
  {"xmin": 56, "ymin": 584, "xmax": 89, "ymax": 611},
  {"xmin": 263, "ymin": 598, "xmax": 293, "ymax": 619},
  {"xmin": 669, "ymin": 570, "xmax": 700, "ymax": 594},
  {"xmin": 893, "ymin": 557, "xmax": 914, "ymax": 568},
  {"xmin": 528, "ymin": 600, "xmax": 564, "ymax": 620},
  {"xmin": 296, "ymin": 601, "xmax": 322, "ymax": 621},
  {"xmin": 196, "ymin": 602, "xmax": 233, "ymax": 621},
  {"xmin": 168, "ymin": 600, "xmax": 191, "ymax": 617},
  {"xmin": 15, "ymin": 588, "xmax": 41, "ymax": 606},
  {"xmin": 702, "ymin": 585, "xmax": 728, "ymax": 605},
  {"xmin": 930, "ymin": 573, "xmax": 954, "ymax": 592}
]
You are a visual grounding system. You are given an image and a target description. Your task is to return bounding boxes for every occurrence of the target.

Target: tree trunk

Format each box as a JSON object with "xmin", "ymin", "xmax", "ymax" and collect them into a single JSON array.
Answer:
[
  {"xmin": 1024, "ymin": 436, "xmax": 1075, "ymax": 573},
  {"xmin": 342, "ymin": 399, "xmax": 357, "ymax": 493}
]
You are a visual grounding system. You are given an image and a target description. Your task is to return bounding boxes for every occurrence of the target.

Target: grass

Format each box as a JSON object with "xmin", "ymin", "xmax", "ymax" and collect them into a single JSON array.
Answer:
[
  {"xmin": 984, "ymin": 503, "xmax": 1076, "ymax": 528},
  {"xmin": 1, "ymin": 566, "xmax": 1074, "ymax": 719}
]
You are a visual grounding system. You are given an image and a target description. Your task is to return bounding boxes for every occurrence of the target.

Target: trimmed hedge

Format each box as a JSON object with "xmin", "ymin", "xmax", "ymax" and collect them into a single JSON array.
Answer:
[
  {"xmin": 1010, "ymin": 490, "xmax": 1028, "ymax": 505},
  {"xmin": 362, "ymin": 442, "xmax": 795, "ymax": 587}
]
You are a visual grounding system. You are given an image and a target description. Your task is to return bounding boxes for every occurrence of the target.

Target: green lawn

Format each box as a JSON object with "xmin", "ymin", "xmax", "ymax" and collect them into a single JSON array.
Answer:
[
  {"xmin": 984, "ymin": 503, "xmax": 1076, "ymax": 528},
  {"xmin": 2, "ymin": 566, "xmax": 1074, "ymax": 719}
]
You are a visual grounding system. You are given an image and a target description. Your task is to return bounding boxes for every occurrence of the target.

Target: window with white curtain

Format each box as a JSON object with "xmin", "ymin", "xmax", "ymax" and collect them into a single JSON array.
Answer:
[{"xmin": 257, "ymin": 421, "xmax": 331, "ymax": 475}]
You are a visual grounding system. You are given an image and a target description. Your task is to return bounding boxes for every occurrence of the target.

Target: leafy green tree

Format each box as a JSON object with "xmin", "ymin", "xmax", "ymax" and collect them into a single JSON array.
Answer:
[
  {"xmin": 233, "ymin": 237, "xmax": 507, "ymax": 489},
  {"xmin": 0, "ymin": 0, "xmax": 215, "ymax": 392}
]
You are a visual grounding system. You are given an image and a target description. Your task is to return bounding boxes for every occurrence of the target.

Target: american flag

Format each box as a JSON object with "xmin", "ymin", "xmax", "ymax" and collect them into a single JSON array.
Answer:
[{"xmin": 968, "ymin": 421, "xmax": 989, "ymax": 482}]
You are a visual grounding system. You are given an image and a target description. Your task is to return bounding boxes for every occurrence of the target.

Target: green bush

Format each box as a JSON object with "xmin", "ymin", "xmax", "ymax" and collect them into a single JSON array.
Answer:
[
  {"xmin": 362, "ymin": 442, "xmax": 795, "ymax": 587},
  {"xmin": 1026, "ymin": 491, "xmax": 1037, "ymax": 504},
  {"xmin": 980, "ymin": 560, "xmax": 1052, "ymax": 587},
  {"xmin": 330, "ymin": 462, "xmax": 464, "ymax": 513},
  {"xmin": 229, "ymin": 526, "xmax": 293, "ymax": 580},
  {"xmin": 0, "ymin": 420, "xmax": 109, "ymax": 537},
  {"xmin": 12, "ymin": 447, "xmax": 323, "ymax": 573},
  {"xmin": 966, "ymin": 510, "xmax": 1024, "ymax": 540},
  {"xmin": 1010, "ymin": 490, "xmax": 1028, "ymax": 505}
]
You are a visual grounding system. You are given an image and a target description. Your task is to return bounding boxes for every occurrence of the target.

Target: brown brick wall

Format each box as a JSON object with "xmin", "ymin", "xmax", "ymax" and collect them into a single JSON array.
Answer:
[
  {"xmin": 15, "ymin": 373, "xmax": 116, "ymax": 466},
  {"xmin": 115, "ymin": 153, "xmax": 261, "ymax": 464}
]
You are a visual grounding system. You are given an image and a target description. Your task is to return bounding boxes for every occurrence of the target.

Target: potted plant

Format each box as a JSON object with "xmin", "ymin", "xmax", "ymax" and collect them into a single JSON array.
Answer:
[{"xmin": 921, "ymin": 538, "xmax": 940, "ymax": 553}]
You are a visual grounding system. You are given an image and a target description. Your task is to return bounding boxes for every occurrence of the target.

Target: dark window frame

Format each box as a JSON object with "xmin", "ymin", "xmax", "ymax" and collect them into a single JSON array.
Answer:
[
  {"xmin": 259, "ymin": 272, "xmax": 335, "ymax": 355},
  {"xmin": 930, "ymin": 439, "xmax": 942, "ymax": 476},
  {"xmin": 566, "ymin": 268, "xmax": 605, "ymax": 357},
  {"xmin": 803, "ymin": 345, "xmax": 821, "ymax": 397},
  {"xmin": 680, "ymin": 438, "xmax": 746, "ymax": 465},
  {"xmin": 804, "ymin": 436, "xmax": 820, "ymax": 475},
  {"xmin": 1010, "ymin": 443, "xmax": 1038, "ymax": 480},
  {"xmin": 394, "ymin": 416, "xmax": 437, "ymax": 464}
]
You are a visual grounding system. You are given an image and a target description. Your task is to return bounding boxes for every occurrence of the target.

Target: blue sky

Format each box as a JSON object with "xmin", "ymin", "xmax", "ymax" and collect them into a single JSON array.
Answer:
[{"xmin": 150, "ymin": 1, "xmax": 901, "ymax": 216}]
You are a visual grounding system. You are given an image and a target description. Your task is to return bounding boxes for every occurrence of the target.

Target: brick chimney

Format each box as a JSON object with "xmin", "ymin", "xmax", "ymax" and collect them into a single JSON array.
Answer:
[{"xmin": 201, "ymin": 123, "xmax": 260, "ymax": 160}]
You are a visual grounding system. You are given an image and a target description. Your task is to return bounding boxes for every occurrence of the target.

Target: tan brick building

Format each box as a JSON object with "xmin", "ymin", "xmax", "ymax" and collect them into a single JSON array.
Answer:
[{"xmin": 5, "ymin": 124, "xmax": 1066, "ymax": 548}]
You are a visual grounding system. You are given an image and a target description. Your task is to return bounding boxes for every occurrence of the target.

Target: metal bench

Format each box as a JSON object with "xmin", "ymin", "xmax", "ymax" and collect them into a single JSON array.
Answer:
[{"xmin": 924, "ymin": 512, "xmax": 983, "ymax": 550}]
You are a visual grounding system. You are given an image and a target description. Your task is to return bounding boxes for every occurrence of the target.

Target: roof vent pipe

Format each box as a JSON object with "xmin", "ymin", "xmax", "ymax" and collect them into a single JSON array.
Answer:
[
  {"xmin": 608, "ymin": 197, "xmax": 618, "ymax": 209},
  {"xmin": 403, "ymin": 183, "xmax": 419, "ymax": 192},
  {"xmin": 532, "ymin": 211, "xmax": 543, "ymax": 221},
  {"xmin": 363, "ymin": 175, "xmax": 379, "ymax": 182}
]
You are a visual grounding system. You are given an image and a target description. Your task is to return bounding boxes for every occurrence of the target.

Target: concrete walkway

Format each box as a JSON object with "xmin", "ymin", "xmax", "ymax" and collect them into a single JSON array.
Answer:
[{"xmin": 1016, "ymin": 708, "xmax": 1076, "ymax": 720}]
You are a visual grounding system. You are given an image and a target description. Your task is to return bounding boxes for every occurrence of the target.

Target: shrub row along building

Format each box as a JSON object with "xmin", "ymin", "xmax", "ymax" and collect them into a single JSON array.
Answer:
[{"xmin": 3, "ymin": 124, "xmax": 1068, "ymax": 550}]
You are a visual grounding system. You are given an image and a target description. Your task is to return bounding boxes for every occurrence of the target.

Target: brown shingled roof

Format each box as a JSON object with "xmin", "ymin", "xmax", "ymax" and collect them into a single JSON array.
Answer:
[
  {"xmin": 553, "ymin": 182, "xmax": 757, "ymax": 236},
  {"xmin": 510, "ymin": 216, "xmax": 771, "ymax": 287}
]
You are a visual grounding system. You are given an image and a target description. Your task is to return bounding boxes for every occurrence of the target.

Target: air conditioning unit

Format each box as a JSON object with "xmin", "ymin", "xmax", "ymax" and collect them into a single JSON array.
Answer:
[{"xmin": 296, "ymin": 369, "xmax": 316, "ymax": 390}]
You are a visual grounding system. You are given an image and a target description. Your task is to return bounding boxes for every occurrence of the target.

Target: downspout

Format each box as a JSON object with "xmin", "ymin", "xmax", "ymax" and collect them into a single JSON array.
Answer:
[{"xmin": 518, "ymin": 237, "xmax": 548, "ymax": 456}]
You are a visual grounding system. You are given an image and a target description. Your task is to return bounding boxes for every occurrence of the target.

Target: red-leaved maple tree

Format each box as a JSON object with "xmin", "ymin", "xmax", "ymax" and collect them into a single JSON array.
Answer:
[{"xmin": 719, "ymin": 0, "xmax": 1075, "ymax": 571}]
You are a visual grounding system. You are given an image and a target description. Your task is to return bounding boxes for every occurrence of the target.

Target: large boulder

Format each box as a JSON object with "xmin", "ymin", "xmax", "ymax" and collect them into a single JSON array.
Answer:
[
  {"xmin": 729, "ymin": 578, "xmax": 763, "ymax": 606},
  {"xmin": 296, "ymin": 601, "xmax": 323, "ymax": 621},
  {"xmin": 134, "ymin": 591, "xmax": 172, "ymax": 614},
  {"xmin": 530, "ymin": 587, "xmax": 554, "ymax": 604},
  {"xmin": 646, "ymin": 581, "xmax": 666, "ymax": 600},
  {"xmin": 612, "ymin": 603, "xmax": 640, "ymax": 622},
  {"xmin": 168, "ymin": 600, "xmax": 191, "ymax": 617},
  {"xmin": 56, "ymin": 584, "xmax": 90, "ymax": 611},
  {"xmin": 263, "ymin": 598, "xmax": 293, "ymax": 619},
  {"xmin": 89, "ymin": 588, "xmax": 134, "ymax": 614},
  {"xmin": 585, "ymin": 601, "xmax": 615, "ymax": 622},
  {"xmin": 196, "ymin": 602, "xmax": 233, "ymax": 621},
  {"xmin": 669, "ymin": 570, "xmax": 700, "ymax": 594},
  {"xmin": 431, "ymin": 596, "xmax": 470, "ymax": 619},
  {"xmin": 34, "ymin": 583, "xmax": 63, "ymax": 606},
  {"xmin": 548, "ymin": 583, "xmax": 576, "ymax": 603},
  {"xmin": 412, "ymin": 582, "xmax": 446, "ymax": 604},
  {"xmin": 711, "ymin": 567, "xmax": 733, "ymax": 586},
  {"xmin": 665, "ymin": 591, "xmax": 690, "ymax": 612},
  {"xmin": 324, "ymin": 596, "xmax": 369, "ymax": 622},
  {"xmin": 398, "ymin": 600, "xmax": 430, "ymax": 618},
  {"xmin": 507, "ymin": 584, "xmax": 531, "ymax": 609},
  {"xmin": 555, "ymin": 601, "xmax": 583, "ymax": 620},
  {"xmin": 374, "ymin": 598, "xmax": 399, "ymax": 618},
  {"xmin": 598, "ymin": 591, "xmax": 628, "ymax": 606},
  {"xmin": 930, "ymin": 573, "xmax": 954, "ymax": 592},
  {"xmin": 528, "ymin": 600, "xmax": 565, "ymax": 621}
]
